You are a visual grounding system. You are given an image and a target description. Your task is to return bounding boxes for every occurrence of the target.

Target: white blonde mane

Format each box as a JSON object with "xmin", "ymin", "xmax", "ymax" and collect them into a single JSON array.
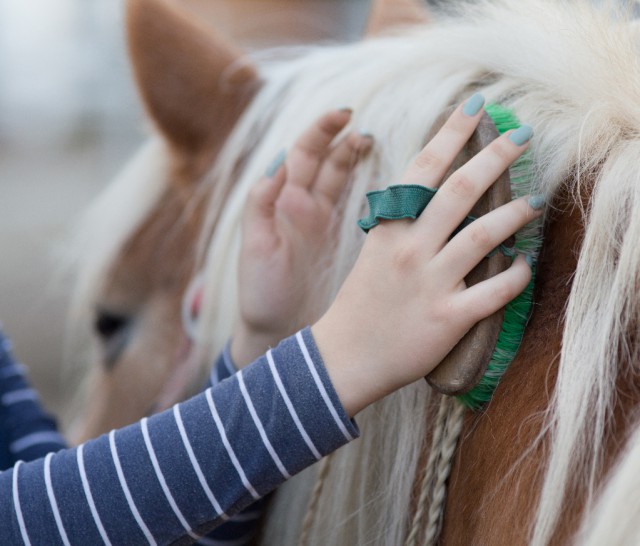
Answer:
[
  {"xmin": 68, "ymin": 138, "xmax": 170, "ymax": 309},
  {"xmin": 67, "ymin": 0, "xmax": 640, "ymax": 543},
  {"xmin": 190, "ymin": 1, "xmax": 640, "ymax": 544},
  {"xmin": 64, "ymin": 138, "xmax": 169, "ymax": 392},
  {"xmin": 577, "ymin": 415, "xmax": 640, "ymax": 545}
]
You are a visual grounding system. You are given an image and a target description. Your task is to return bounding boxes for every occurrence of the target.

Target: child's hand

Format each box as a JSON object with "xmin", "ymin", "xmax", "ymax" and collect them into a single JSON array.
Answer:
[
  {"xmin": 313, "ymin": 97, "xmax": 542, "ymax": 417},
  {"xmin": 231, "ymin": 109, "xmax": 373, "ymax": 367}
]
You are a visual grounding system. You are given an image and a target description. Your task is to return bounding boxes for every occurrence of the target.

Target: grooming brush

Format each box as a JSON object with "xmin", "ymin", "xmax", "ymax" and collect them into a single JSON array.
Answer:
[{"xmin": 426, "ymin": 103, "xmax": 541, "ymax": 410}]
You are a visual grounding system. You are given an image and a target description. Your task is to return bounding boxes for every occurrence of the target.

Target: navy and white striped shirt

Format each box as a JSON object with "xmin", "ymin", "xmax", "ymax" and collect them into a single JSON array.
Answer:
[
  {"xmin": 0, "ymin": 329, "xmax": 266, "ymax": 545},
  {"xmin": 0, "ymin": 328, "xmax": 358, "ymax": 545},
  {"xmin": 0, "ymin": 334, "xmax": 66, "ymax": 469},
  {"xmin": 198, "ymin": 343, "xmax": 270, "ymax": 546}
]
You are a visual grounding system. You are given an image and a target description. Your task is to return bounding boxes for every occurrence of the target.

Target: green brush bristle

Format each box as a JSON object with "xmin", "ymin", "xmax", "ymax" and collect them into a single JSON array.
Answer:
[{"xmin": 456, "ymin": 103, "xmax": 542, "ymax": 411}]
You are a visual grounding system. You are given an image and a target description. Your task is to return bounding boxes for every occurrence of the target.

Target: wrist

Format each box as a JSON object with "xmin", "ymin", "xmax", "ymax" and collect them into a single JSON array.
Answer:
[
  {"xmin": 230, "ymin": 322, "xmax": 283, "ymax": 369},
  {"xmin": 311, "ymin": 310, "xmax": 394, "ymax": 418}
]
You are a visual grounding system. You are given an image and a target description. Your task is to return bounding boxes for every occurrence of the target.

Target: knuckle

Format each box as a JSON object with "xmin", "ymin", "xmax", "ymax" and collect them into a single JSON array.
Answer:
[
  {"xmin": 490, "ymin": 139, "xmax": 515, "ymax": 163},
  {"xmin": 491, "ymin": 280, "xmax": 516, "ymax": 305},
  {"xmin": 349, "ymin": 133, "xmax": 373, "ymax": 158},
  {"xmin": 390, "ymin": 241, "xmax": 420, "ymax": 272},
  {"xmin": 297, "ymin": 141, "xmax": 323, "ymax": 160},
  {"xmin": 347, "ymin": 131, "xmax": 364, "ymax": 149},
  {"xmin": 331, "ymin": 147, "xmax": 357, "ymax": 172},
  {"xmin": 355, "ymin": 132, "xmax": 374, "ymax": 151},
  {"xmin": 468, "ymin": 222, "xmax": 493, "ymax": 248},
  {"xmin": 413, "ymin": 149, "xmax": 443, "ymax": 172},
  {"xmin": 329, "ymin": 157, "xmax": 351, "ymax": 175},
  {"xmin": 511, "ymin": 198, "xmax": 532, "ymax": 222},
  {"xmin": 280, "ymin": 191, "xmax": 314, "ymax": 218},
  {"xmin": 314, "ymin": 117, "xmax": 345, "ymax": 143},
  {"xmin": 247, "ymin": 183, "xmax": 264, "ymax": 203},
  {"xmin": 432, "ymin": 297, "xmax": 457, "ymax": 325},
  {"xmin": 446, "ymin": 173, "xmax": 476, "ymax": 199}
]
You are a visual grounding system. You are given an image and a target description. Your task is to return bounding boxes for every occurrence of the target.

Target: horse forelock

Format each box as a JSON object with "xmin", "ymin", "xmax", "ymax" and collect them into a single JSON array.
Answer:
[
  {"xmin": 66, "ymin": 139, "xmax": 170, "ymax": 342},
  {"xmin": 188, "ymin": 1, "xmax": 640, "ymax": 544}
]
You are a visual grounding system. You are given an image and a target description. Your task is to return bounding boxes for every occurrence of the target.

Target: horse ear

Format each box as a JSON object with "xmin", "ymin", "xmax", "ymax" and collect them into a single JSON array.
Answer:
[
  {"xmin": 366, "ymin": 0, "xmax": 430, "ymax": 36},
  {"xmin": 126, "ymin": 0, "xmax": 259, "ymax": 163}
]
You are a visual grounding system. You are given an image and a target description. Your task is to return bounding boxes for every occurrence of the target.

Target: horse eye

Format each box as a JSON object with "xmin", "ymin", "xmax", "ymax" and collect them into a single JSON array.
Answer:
[
  {"xmin": 94, "ymin": 310, "xmax": 129, "ymax": 340},
  {"xmin": 94, "ymin": 309, "xmax": 134, "ymax": 370},
  {"xmin": 94, "ymin": 310, "xmax": 129, "ymax": 339}
]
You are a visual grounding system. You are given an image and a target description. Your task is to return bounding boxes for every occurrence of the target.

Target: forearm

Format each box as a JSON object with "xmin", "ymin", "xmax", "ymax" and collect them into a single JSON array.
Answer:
[
  {"xmin": 0, "ymin": 329, "xmax": 358, "ymax": 545},
  {"xmin": 202, "ymin": 340, "xmax": 270, "ymax": 546}
]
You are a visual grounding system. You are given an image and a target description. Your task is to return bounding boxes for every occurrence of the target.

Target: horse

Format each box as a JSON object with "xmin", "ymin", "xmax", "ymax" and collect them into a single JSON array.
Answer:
[{"xmin": 65, "ymin": 0, "xmax": 640, "ymax": 544}]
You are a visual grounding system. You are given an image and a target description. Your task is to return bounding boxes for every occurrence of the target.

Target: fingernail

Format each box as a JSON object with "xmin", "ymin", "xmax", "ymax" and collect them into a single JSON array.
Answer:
[
  {"xmin": 525, "ymin": 254, "xmax": 534, "ymax": 269},
  {"xmin": 462, "ymin": 92, "xmax": 485, "ymax": 116},
  {"xmin": 509, "ymin": 124, "xmax": 534, "ymax": 146},
  {"xmin": 358, "ymin": 129, "xmax": 374, "ymax": 140},
  {"xmin": 528, "ymin": 194, "xmax": 545, "ymax": 210},
  {"xmin": 338, "ymin": 107, "xmax": 353, "ymax": 114},
  {"xmin": 265, "ymin": 149, "xmax": 286, "ymax": 178}
]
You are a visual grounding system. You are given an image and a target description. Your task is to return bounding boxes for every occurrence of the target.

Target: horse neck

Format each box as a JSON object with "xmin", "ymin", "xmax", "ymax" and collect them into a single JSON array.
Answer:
[{"xmin": 441, "ymin": 185, "xmax": 585, "ymax": 545}]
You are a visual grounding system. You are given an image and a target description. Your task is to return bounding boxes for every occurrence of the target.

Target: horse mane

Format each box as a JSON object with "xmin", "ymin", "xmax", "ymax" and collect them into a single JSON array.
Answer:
[
  {"xmin": 62, "ymin": 139, "xmax": 170, "ymax": 398},
  {"xmin": 191, "ymin": 1, "xmax": 640, "ymax": 544},
  {"xmin": 577, "ymin": 416, "xmax": 640, "ymax": 544},
  {"xmin": 66, "ymin": 0, "xmax": 640, "ymax": 542}
]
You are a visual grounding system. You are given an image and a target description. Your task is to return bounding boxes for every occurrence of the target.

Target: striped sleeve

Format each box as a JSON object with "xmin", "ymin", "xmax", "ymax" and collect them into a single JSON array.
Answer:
[
  {"xmin": 208, "ymin": 342, "xmax": 237, "ymax": 388},
  {"xmin": 200, "ymin": 342, "xmax": 270, "ymax": 546},
  {"xmin": 0, "ymin": 327, "xmax": 359, "ymax": 545},
  {"xmin": 0, "ymin": 328, "xmax": 67, "ymax": 470}
]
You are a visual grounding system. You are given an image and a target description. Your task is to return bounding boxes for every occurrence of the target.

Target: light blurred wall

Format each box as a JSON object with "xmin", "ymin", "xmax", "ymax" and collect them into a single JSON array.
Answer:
[
  {"xmin": 0, "ymin": 0, "xmax": 370, "ymax": 416},
  {"xmin": 0, "ymin": 0, "xmax": 141, "ymax": 416}
]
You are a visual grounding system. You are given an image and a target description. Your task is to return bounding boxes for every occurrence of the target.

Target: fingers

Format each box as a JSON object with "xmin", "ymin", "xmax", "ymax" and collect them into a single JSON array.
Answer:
[
  {"xmin": 257, "ymin": 108, "xmax": 372, "ymax": 209},
  {"xmin": 399, "ymin": 93, "xmax": 486, "ymax": 188},
  {"xmin": 287, "ymin": 109, "xmax": 354, "ymax": 190},
  {"xmin": 248, "ymin": 109, "xmax": 372, "ymax": 222},
  {"xmin": 453, "ymin": 254, "xmax": 533, "ymax": 323},
  {"xmin": 246, "ymin": 151, "xmax": 287, "ymax": 220},
  {"xmin": 313, "ymin": 131, "xmax": 374, "ymax": 203},
  {"xmin": 417, "ymin": 124, "xmax": 533, "ymax": 243},
  {"xmin": 434, "ymin": 196, "xmax": 543, "ymax": 281}
]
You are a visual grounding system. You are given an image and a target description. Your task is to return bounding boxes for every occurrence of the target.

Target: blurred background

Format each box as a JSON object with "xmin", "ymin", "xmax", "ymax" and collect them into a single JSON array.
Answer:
[{"xmin": 0, "ymin": 0, "xmax": 370, "ymax": 416}]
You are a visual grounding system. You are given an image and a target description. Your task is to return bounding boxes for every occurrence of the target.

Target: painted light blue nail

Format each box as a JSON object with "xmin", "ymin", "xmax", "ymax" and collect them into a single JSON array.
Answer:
[
  {"xmin": 528, "ymin": 194, "xmax": 545, "ymax": 210},
  {"xmin": 462, "ymin": 92, "xmax": 485, "ymax": 116},
  {"xmin": 525, "ymin": 254, "xmax": 534, "ymax": 269},
  {"xmin": 265, "ymin": 149, "xmax": 287, "ymax": 177},
  {"xmin": 338, "ymin": 106, "xmax": 353, "ymax": 114},
  {"xmin": 358, "ymin": 129, "xmax": 375, "ymax": 139},
  {"xmin": 509, "ymin": 124, "xmax": 534, "ymax": 146}
]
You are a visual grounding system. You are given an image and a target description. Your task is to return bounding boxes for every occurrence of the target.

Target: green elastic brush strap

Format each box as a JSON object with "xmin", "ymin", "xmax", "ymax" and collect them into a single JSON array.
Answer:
[
  {"xmin": 358, "ymin": 185, "xmax": 437, "ymax": 231},
  {"xmin": 457, "ymin": 103, "xmax": 541, "ymax": 410}
]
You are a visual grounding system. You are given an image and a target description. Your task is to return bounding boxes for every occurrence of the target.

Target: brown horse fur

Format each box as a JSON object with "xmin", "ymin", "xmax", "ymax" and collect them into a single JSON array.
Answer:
[
  {"xmin": 442, "ymin": 189, "xmax": 583, "ymax": 544},
  {"xmin": 443, "ymin": 184, "xmax": 640, "ymax": 544}
]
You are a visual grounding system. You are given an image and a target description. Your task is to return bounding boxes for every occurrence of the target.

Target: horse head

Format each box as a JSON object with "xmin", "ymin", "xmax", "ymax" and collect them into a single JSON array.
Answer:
[
  {"xmin": 68, "ymin": 0, "xmax": 428, "ymax": 442},
  {"xmin": 68, "ymin": 0, "xmax": 260, "ymax": 440},
  {"xmin": 67, "ymin": 0, "xmax": 640, "ymax": 544}
]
